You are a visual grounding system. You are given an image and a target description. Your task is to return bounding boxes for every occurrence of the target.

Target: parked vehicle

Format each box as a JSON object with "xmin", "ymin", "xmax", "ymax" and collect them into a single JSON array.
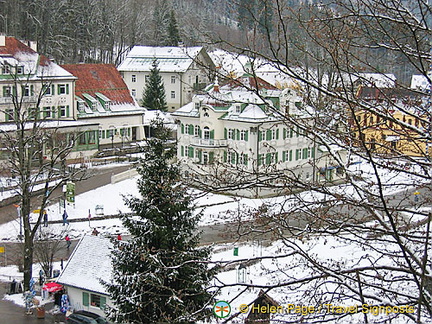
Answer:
[{"xmin": 68, "ymin": 310, "xmax": 109, "ymax": 324}]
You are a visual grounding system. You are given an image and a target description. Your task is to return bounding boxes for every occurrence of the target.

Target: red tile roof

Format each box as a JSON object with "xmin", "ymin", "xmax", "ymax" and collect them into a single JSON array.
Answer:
[
  {"xmin": 61, "ymin": 64, "xmax": 136, "ymax": 105},
  {"xmin": 0, "ymin": 36, "xmax": 51, "ymax": 66}
]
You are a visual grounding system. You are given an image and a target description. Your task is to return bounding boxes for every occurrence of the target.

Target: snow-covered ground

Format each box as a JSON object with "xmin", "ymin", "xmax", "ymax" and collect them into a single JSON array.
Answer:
[{"xmin": 0, "ymin": 158, "xmax": 430, "ymax": 323}]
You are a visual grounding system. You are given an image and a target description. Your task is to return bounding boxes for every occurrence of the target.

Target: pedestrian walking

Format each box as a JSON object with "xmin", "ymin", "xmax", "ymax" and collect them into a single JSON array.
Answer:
[
  {"xmin": 39, "ymin": 269, "xmax": 44, "ymax": 285},
  {"xmin": 65, "ymin": 235, "xmax": 71, "ymax": 249},
  {"xmin": 43, "ymin": 211, "xmax": 48, "ymax": 227},
  {"xmin": 62, "ymin": 210, "xmax": 69, "ymax": 226}
]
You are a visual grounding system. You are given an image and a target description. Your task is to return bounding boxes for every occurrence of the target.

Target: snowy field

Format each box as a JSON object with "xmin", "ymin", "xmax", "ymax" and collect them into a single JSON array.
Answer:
[{"xmin": 0, "ymin": 157, "xmax": 427, "ymax": 242}]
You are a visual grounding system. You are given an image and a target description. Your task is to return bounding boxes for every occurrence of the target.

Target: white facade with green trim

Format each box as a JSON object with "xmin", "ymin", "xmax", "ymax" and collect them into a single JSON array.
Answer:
[{"xmin": 173, "ymin": 85, "xmax": 346, "ymax": 197}]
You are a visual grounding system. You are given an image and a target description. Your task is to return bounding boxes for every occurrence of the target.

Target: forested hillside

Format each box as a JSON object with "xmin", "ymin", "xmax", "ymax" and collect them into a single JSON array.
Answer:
[{"xmin": 0, "ymin": 0, "xmax": 236, "ymax": 65}]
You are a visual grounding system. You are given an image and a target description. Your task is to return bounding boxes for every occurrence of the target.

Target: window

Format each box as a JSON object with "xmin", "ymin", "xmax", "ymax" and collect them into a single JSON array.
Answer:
[
  {"xmin": 203, "ymin": 127, "xmax": 210, "ymax": 140},
  {"xmin": 240, "ymin": 130, "xmax": 248, "ymax": 141},
  {"xmin": 228, "ymin": 151, "xmax": 236, "ymax": 165},
  {"xmin": 171, "ymin": 76, "xmax": 176, "ymax": 84},
  {"xmin": 43, "ymin": 84, "xmax": 52, "ymax": 96},
  {"xmin": 296, "ymin": 149, "xmax": 302, "ymax": 160},
  {"xmin": 43, "ymin": 106, "xmax": 53, "ymax": 118},
  {"xmin": 88, "ymin": 131, "xmax": 96, "ymax": 144},
  {"xmin": 3, "ymin": 86, "xmax": 11, "ymax": 97},
  {"xmin": 228, "ymin": 129, "xmax": 234, "ymax": 140},
  {"xmin": 203, "ymin": 151, "xmax": 209, "ymax": 165},
  {"xmin": 16, "ymin": 66, "xmax": 24, "ymax": 74},
  {"xmin": 194, "ymin": 125, "xmax": 200, "ymax": 137},
  {"xmin": 90, "ymin": 293, "xmax": 104, "ymax": 308},
  {"xmin": 145, "ymin": 75, "xmax": 149, "ymax": 83},
  {"xmin": 2, "ymin": 64, "xmax": 10, "ymax": 74},
  {"xmin": 22, "ymin": 86, "xmax": 31, "ymax": 97},
  {"xmin": 5, "ymin": 108, "xmax": 14, "ymax": 121},
  {"xmin": 235, "ymin": 104, "xmax": 241, "ymax": 113},
  {"xmin": 58, "ymin": 106, "xmax": 67, "ymax": 117},
  {"xmin": 171, "ymin": 91, "xmax": 176, "ymax": 99},
  {"xmin": 58, "ymin": 84, "xmax": 68, "ymax": 95},
  {"xmin": 131, "ymin": 89, "xmax": 136, "ymax": 97},
  {"xmin": 131, "ymin": 74, "xmax": 136, "ymax": 82}
]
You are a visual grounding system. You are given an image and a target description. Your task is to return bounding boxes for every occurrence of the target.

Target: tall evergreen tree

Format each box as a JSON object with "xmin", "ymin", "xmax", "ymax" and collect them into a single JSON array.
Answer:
[
  {"xmin": 166, "ymin": 10, "xmax": 182, "ymax": 46},
  {"xmin": 141, "ymin": 60, "xmax": 168, "ymax": 111},
  {"xmin": 105, "ymin": 121, "xmax": 214, "ymax": 323}
]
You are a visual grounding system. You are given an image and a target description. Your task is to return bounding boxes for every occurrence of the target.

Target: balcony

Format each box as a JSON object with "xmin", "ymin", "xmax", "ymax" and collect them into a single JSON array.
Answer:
[{"xmin": 190, "ymin": 137, "xmax": 227, "ymax": 147}]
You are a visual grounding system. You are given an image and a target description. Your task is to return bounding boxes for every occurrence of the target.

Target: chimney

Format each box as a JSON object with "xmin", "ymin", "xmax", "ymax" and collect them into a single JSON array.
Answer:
[
  {"xmin": 0, "ymin": 34, "xmax": 5, "ymax": 47},
  {"xmin": 213, "ymin": 76, "xmax": 220, "ymax": 93},
  {"xmin": 27, "ymin": 40, "xmax": 37, "ymax": 52}
]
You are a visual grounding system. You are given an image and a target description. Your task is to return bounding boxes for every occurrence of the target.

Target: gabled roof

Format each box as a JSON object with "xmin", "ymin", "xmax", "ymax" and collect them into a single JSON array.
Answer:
[
  {"xmin": 0, "ymin": 36, "xmax": 74, "ymax": 78},
  {"xmin": 56, "ymin": 235, "xmax": 112, "ymax": 295},
  {"xmin": 61, "ymin": 64, "xmax": 137, "ymax": 106},
  {"xmin": 222, "ymin": 75, "xmax": 278, "ymax": 91},
  {"xmin": 118, "ymin": 46, "xmax": 204, "ymax": 73}
]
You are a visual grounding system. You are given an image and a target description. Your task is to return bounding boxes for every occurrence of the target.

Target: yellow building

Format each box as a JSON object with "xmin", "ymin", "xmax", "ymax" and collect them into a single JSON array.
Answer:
[{"xmin": 352, "ymin": 87, "xmax": 430, "ymax": 158}]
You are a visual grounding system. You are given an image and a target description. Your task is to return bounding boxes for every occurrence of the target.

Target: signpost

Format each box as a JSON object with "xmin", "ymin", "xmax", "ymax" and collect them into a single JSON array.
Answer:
[{"xmin": 0, "ymin": 246, "xmax": 6, "ymax": 266}]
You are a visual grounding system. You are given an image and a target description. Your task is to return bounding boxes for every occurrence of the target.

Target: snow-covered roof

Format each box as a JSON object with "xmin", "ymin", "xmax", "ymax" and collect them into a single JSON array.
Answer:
[
  {"xmin": 354, "ymin": 73, "xmax": 397, "ymax": 88},
  {"xmin": 56, "ymin": 235, "xmax": 112, "ymax": 295},
  {"xmin": 118, "ymin": 46, "xmax": 203, "ymax": 73},
  {"xmin": 411, "ymin": 73, "xmax": 431, "ymax": 91},
  {"xmin": 0, "ymin": 37, "xmax": 75, "ymax": 80},
  {"xmin": 0, "ymin": 120, "xmax": 99, "ymax": 132}
]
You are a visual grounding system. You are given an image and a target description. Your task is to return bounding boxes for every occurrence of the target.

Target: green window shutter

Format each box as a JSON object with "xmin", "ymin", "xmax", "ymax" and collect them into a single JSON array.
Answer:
[
  {"xmin": 283, "ymin": 128, "xmax": 287, "ymax": 140},
  {"xmin": 245, "ymin": 131, "xmax": 248, "ymax": 141},
  {"xmin": 102, "ymin": 130, "xmax": 105, "ymax": 139},
  {"xmin": 198, "ymin": 150, "xmax": 202, "ymax": 162},
  {"xmin": 181, "ymin": 146, "xmax": 184, "ymax": 156},
  {"xmin": 100, "ymin": 296, "xmax": 106, "ymax": 310},
  {"xmin": 188, "ymin": 147, "xmax": 194, "ymax": 158},
  {"xmin": 289, "ymin": 150, "xmax": 293, "ymax": 161},
  {"xmin": 258, "ymin": 131, "xmax": 262, "ymax": 142},
  {"xmin": 266, "ymin": 129, "xmax": 271, "ymax": 140},
  {"xmin": 224, "ymin": 151, "xmax": 227, "ymax": 162},
  {"xmin": 12, "ymin": 86, "xmax": 17, "ymax": 96},
  {"xmin": 311, "ymin": 147, "xmax": 315, "ymax": 158},
  {"xmin": 290, "ymin": 128, "xmax": 293, "ymax": 138},
  {"xmin": 302, "ymin": 148, "xmax": 308, "ymax": 159},
  {"xmin": 82, "ymin": 292, "xmax": 89, "ymax": 306},
  {"xmin": 181, "ymin": 124, "xmax": 184, "ymax": 134},
  {"xmin": 199, "ymin": 128, "xmax": 202, "ymax": 137},
  {"xmin": 224, "ymin": 128, "xmax": 227, "ymax": 139},
  {"xmin": 66, "ymin": 84, "xmax": 69, "ymax": 94},
  {"xmin": 30, "ymin": 85, "xmax": 34, "ymax": 95},
  {"xmin": 275, "ymin": 152, "xmax": 278, "ymax": 162},
  {"xmin": 276, "ymin": 129, "xmax": 279, "ymax": 140},
  {"xmin": 282, "ymin": 151, "xmax": 286, "ymax": 162},
  {"xmin": 51, "ymin": 84, "xmax": 55, "ymax": 95},
  {"xmin": 236, "ymin": 129, "xmax": 240, "ymax": 140},
  {"xmin": 209, "ymin": 152, "xmax": 214, "ymax": 163},
  {"xmin": 244, "ymin": 153, "xmax": 248, "ymax": 166},
  {"xmin": 188, "ymin": 125, "xmax": 193, "ymax": 135},
  {"xmin": 210, "ymin": 130, "xmax": 214, "ymax": 139},
  {"xmin": 57, "ymin": 85, "xmax": 60, "ymax": 94},
  {"xmin": 266, "ymin": 153, "xmax": 271, "ymax": 165},
  {"xmin": 235, "ymin": 152, "xmax": 239, "ymax": 164},
  {"xmin": 2, "ymin": 87, "xmax": 6, "ymax": 97}
]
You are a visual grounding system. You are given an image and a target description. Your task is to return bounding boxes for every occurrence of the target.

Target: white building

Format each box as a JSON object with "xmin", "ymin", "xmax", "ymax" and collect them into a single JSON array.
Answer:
[
  {"xmin": 0, "ymin": 35, "xmax": 99, "ymax": 161},
  {"xmin": 61, "ymin": 63, "xmax": 147, "ymax": 149},
  {"xmin": 172, "ymin": 77, "xmax": 346, "ymax": 197},
  {"xmin": 118, "ymin": 46, "xmax": 215, "ymax": 111},
  {"xmin": 56, "ymin": 235, "xmax": 113, "ymax": 317}
]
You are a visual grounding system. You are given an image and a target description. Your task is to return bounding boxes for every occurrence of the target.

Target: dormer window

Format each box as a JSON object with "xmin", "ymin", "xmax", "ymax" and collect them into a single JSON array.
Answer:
[
  {"xmin": 16, "ymin": 66, "xmax": 24, "ymax": 74},
  {"xmin": 235, "ymin": 104, "xmax": 241, "ymax": 114},
  {"xmin": 1, "ymin": 64, "xmax": 10, "ymax": 74},
  {"xmin": 195, "ymin": 102, "xmax": 200, "ymax": 110}
]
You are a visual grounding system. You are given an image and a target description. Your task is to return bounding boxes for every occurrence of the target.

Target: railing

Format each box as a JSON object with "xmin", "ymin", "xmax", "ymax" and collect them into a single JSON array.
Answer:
[{"xmin": 190, "ymin": 137, "xmax": 227, "ymax": 147}]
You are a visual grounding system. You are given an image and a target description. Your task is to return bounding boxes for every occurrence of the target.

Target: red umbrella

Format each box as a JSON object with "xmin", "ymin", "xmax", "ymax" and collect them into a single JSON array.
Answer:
[{"xmin": 42, "ymin": 282, "xmax": 63, "ymax": 292}]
